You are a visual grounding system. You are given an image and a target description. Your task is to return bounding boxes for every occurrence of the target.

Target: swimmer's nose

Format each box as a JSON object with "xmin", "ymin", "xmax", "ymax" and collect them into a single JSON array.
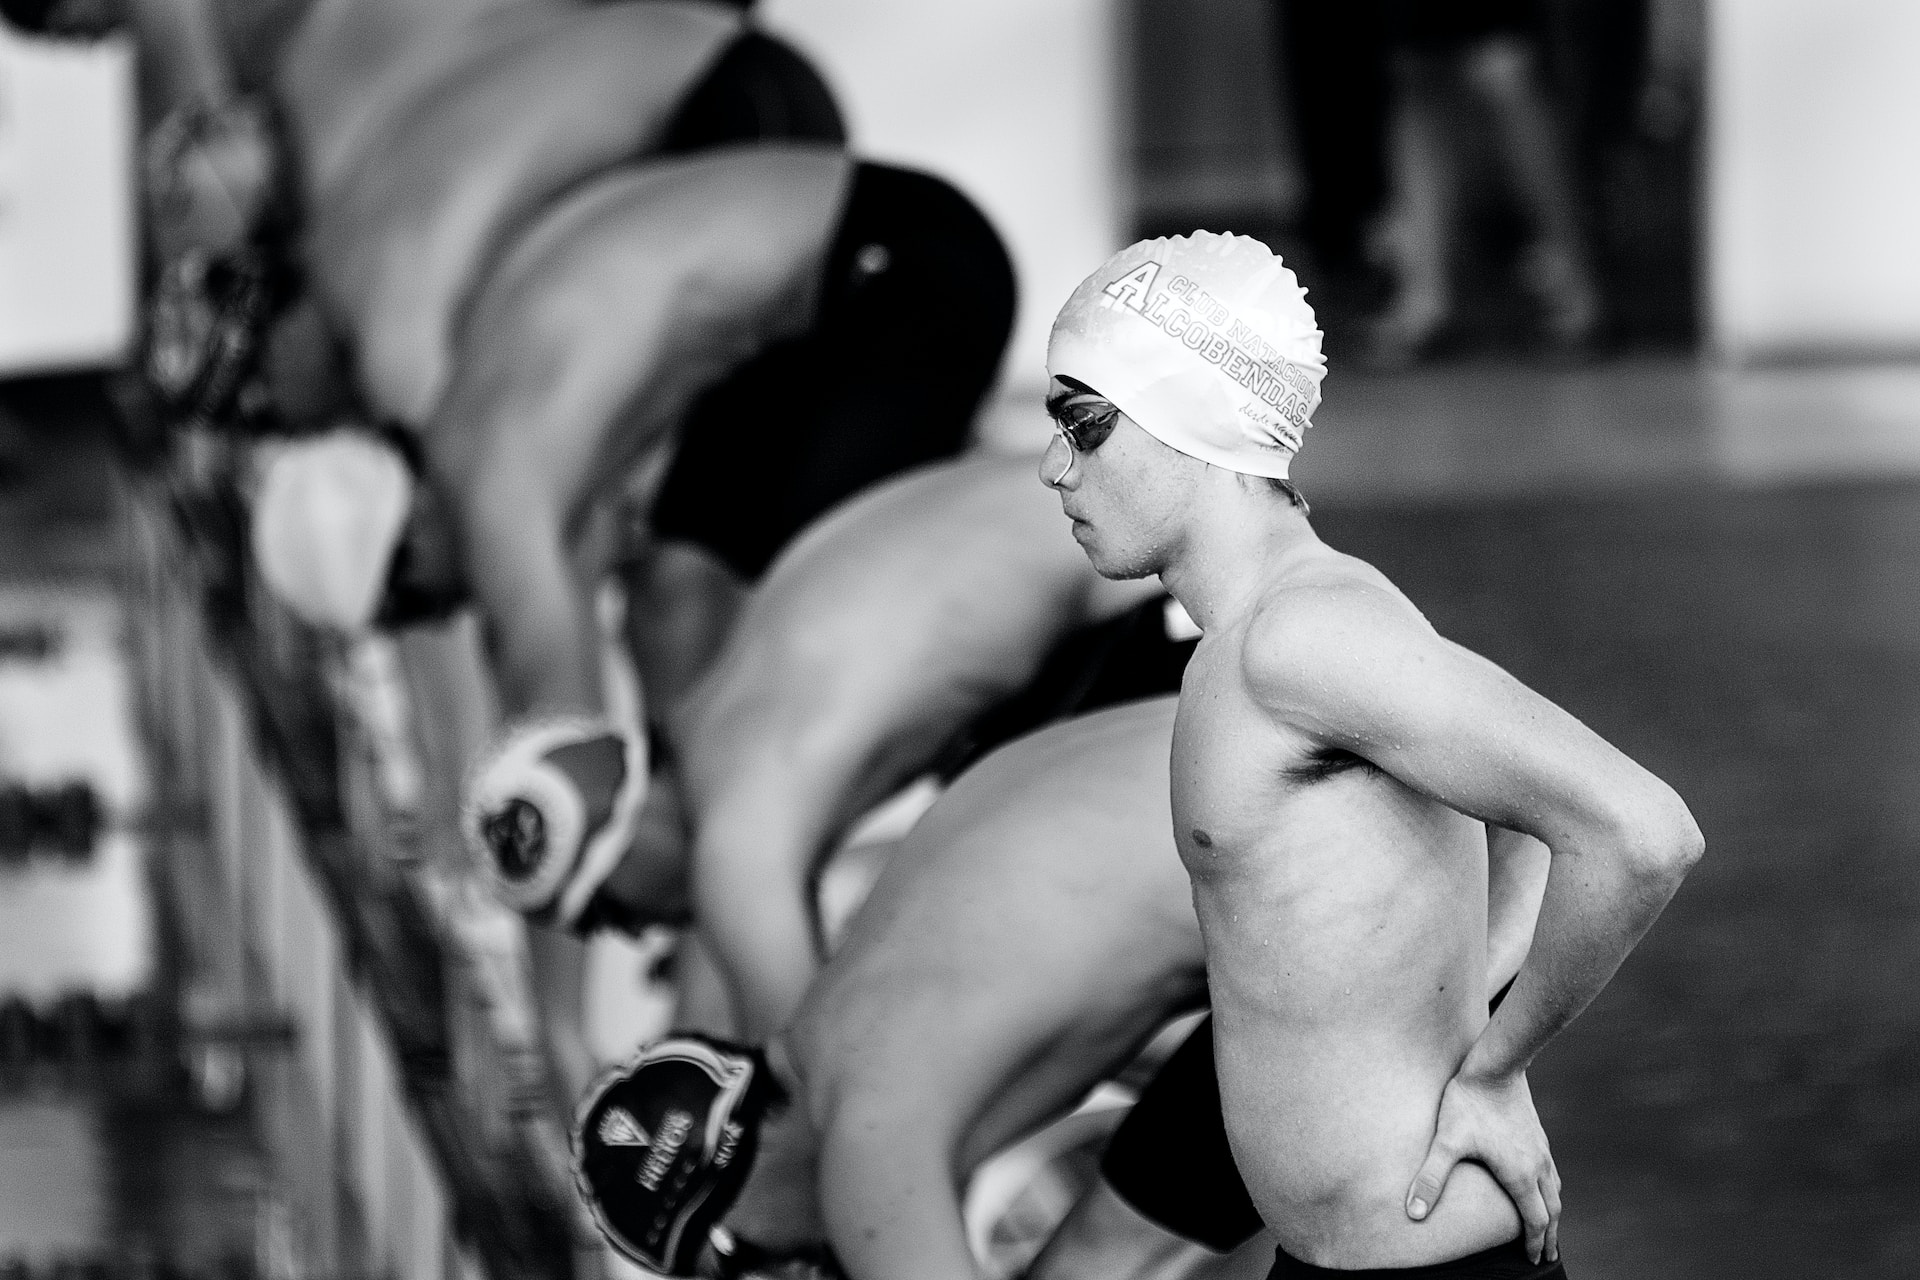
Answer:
[{"xmin": 1040, "ymin": 432, "xmax": 1076, "ymax": 489}]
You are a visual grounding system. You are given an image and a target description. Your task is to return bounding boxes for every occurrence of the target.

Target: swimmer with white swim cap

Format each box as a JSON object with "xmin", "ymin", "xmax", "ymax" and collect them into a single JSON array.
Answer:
[
  {"xmin": 1040, "ymin": 232, "xmax": 1704, "ymax": 1276},
  {"xmin": 575, "ymin": 697, "xmax": 1555, "ymax": 1280}
]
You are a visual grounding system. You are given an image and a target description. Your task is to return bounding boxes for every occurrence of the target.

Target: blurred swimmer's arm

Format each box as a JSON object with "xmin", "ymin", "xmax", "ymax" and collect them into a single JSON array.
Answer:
[
  {"xmin": 454, "ymin": 472, "xmax": 605, "ymax": 721},
  {"xmin": 800, "ymin": 1014, "xmax": 1002, "ymax": 1280},
  {"xmin": 685, "ymin": 782, "xmax": 831, "ymax": 1040}
]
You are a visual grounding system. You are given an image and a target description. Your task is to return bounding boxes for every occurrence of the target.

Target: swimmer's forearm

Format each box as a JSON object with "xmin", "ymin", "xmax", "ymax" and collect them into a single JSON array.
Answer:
[
  {"xmin": 688, "ymin": 805, "xmax": 828, "ymax": 1036},
  {"xmin": 1461, "ymin": 811, "xmax": 1701, "ymax": 1082},
  {"xmin": 817, "ymin": 1132, "xmax": 986, "ymax": 1280},
  {"xmin": 793, "ymin": 1029, "xmax": 987, "ymax": 1280},
  {"xmin": 458, "ymin": 491, "xmax": 602, "ymax": 719}
]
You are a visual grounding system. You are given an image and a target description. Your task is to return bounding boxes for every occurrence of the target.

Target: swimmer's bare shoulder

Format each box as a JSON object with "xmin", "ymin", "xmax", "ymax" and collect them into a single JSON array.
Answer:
[
  {"xmin": 1229, "ymin": 547, "xmax": 1629, "ymax": 827},
  {"xmin": 431, "ymin": 145, "xmax": 851, "ymax": 494},
  {"xmin": 1176, "ymin": 547, "xmax": 1428, "ymax": 789}
]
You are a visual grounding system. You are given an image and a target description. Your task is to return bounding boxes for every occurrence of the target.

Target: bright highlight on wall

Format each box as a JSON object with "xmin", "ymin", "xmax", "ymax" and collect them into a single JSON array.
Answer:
[
  {"xmin": 760, "ymin": 0, "xmax": 1126, "ymax": 394},
  {"xmin": 0, "ymin": 25, "xmax": 137, "ymax": 376},
  {"xmin": 1708, "ymin": 0, "xmax": 1920, "ymax": 359}
]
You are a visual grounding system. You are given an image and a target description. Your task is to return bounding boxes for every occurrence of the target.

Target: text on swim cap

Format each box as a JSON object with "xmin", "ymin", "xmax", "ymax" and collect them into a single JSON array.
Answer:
[{"xmin": 1100, "ymin": 261, "xmax": 1315, "ymax": 444}]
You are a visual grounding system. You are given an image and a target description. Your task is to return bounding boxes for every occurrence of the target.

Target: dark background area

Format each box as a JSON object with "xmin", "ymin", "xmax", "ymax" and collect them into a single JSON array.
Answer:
[
  {"xmin": 1317, "ymin": 483, "xmax": 1920, "ymax": 1279},
  {"xmin": 1126, "ymin": 0, "xmax": 1701, "ymax": 360}
]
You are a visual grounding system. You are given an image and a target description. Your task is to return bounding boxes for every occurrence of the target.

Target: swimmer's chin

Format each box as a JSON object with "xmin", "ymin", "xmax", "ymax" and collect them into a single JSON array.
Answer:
[
  {"xmin": 1069, "ymin": 527, "xmax": 1159, "ymax": 581},
  {"xmin": 1087, "ymin": 557, "xmax": 1160, "ymax": 583}
]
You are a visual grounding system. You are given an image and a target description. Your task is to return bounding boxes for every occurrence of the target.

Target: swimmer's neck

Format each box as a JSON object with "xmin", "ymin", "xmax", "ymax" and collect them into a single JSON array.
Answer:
[{"xmin": 1155, "ymin": 481, "xmax": 1318, "ymax": 633}]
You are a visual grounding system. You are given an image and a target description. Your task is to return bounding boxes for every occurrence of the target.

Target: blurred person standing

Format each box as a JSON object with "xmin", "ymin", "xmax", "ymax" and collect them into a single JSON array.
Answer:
[
  {"xmin": 1270, "ymin": 1, "xmax": 1392, "ymax": 281},
  {"xmin": 1364, "ymin": 0, "xmax": 1603, "ymax": 365}
]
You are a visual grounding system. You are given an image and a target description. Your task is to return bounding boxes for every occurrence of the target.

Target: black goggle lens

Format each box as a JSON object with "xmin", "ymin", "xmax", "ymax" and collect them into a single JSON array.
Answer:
[{"xmin": 1046, "ymin": 396, "xmax": 1121, "ymax": 453}]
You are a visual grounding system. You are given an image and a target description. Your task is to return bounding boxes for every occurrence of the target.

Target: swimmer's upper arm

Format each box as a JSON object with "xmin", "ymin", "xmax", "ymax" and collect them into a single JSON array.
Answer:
[{"xmin": 1241, "ymin": 588, "xmax": 1700, "ymax": 870}]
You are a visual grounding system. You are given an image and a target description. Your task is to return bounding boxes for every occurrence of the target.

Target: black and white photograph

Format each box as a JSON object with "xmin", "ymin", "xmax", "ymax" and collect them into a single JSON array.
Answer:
[{"xmin": 0, "ymin": 1, "xmax": 1914, "ymax": 1278}]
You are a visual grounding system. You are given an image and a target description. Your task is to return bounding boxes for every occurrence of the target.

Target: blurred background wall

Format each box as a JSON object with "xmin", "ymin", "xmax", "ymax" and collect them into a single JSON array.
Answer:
[
  {"xmin": 1707, "ymin": 0, "xmax": 1920, "ymax": 361},
  {"xmin": 760, "ymin": 0, "xmax": 1126, "ymax": 395},
  {"xmin": 0, "ymin": 24, "xmax": 136, "ymax": 376},
  {"xmin": 762, "ymin": 0, "xmax": 1712, "ymax": 401}
]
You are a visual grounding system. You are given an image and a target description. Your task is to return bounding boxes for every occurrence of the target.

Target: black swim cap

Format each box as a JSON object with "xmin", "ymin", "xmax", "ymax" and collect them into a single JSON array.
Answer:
[{"xmin": 573, "ymin": 1034, "xmax": 783, "ymax": 1275}]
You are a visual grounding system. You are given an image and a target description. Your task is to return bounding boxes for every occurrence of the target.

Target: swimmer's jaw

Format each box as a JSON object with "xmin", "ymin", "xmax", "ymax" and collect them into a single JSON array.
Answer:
[{"xmin": 1044, "ymin": 433, "xmax": 1177, "ymax": 583}]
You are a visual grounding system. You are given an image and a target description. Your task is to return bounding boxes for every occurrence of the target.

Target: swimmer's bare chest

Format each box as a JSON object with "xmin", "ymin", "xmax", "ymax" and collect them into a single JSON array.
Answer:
[
  {"xmin": 1169, "ymin": 633, "xmax": 1486, "ymax": 991},
  {"xmin": 1167, "ymin": 633, "xmax": 1516, "ymax": 1264},
  {"xmin": 1171, "ymin": 634, "xmax": 1376, "ymax": 877}
]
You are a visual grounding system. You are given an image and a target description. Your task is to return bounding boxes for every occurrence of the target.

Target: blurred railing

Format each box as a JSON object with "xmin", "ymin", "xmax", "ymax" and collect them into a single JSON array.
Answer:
[{"xmin": 119, "ymin": 424, "xmax": 593, "ymax": 1280}]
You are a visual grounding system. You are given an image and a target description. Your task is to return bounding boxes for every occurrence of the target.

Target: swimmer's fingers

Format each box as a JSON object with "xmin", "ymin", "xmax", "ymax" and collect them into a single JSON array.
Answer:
[
  {"xmin": 1543, "ymin": 1162, "xmax": 1563, "ymax": 1263},
  {"xmin": 1477, "ymin": 1100, "xmax": 1556, "ymax": 1265},
  {"xmin": 1507, "ymin": 1168, "xmax": 1552, "ymax": 1265},
  {"xmin": 1410, "ymin": 1072, "xmax": 1558, "ymax": 1263},
  {"xmin": 1404, "ymin": 1133, "xmax": 1460, "ymax": 1224}
]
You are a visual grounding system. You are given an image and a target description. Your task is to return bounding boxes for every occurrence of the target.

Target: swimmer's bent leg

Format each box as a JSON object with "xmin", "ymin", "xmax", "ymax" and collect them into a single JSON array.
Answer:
[{"xmin": 1100, "ymin": 1016, "xmax": 1264, "ymax": 1253}]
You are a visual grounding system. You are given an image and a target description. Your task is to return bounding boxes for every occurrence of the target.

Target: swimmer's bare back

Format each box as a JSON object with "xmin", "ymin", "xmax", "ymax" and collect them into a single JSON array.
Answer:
[
  {"xmin": 671, "ymin": 453, "xmax": 1163, "ymax": 1034},
  {"xmin": 276, "ymin": 0, "xmax": 566, "ymax": 209},
  {"xmin": 308, "ymin": 1, "xmax": 745, "ymax": 423},
  {"xmin": 1174, "ymin": 546, "xmax": 1697, "ymax": 1269},
  {"xmin": 425, "ymin": 145, "xmax": 849, "ymax": 721},
  {"xmin": 779, "ymin": 697, "xmax": 1204, "ymax": 1280},
  {"xmin": 680, "ymin": 452, "xmax": 1161, "ymax": 844}
]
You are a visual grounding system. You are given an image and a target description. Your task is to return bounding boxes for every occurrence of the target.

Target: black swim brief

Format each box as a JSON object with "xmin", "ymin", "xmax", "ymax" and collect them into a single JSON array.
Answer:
[
  {"xmin": 650, "ymin": 160, "xmax": 1016, "ymax": 580},
  {"xmin": 930, "ymin": 596, "xmax": 1197, "ymax": 782},
  {"xmin": 1107, "ymin": 978, "xmax": 1519, "ymax": 1253},
  {"xmin": 658, "ymin": 27, "xmax": 847, "ymax": 152},
  {"xmin": 1099, "ymin": 1015, "xmax": 1262, "ymax": 1252},
  {"xmin": 1269, "ymin": 1239, "xmax": 1565, "ymax": 1280}
]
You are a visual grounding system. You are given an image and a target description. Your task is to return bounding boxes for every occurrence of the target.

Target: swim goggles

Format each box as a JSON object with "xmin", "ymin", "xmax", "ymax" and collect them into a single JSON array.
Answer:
[{"xmin": 1045, "ymin": 377, "xmax": 1122, "ymax": 453}]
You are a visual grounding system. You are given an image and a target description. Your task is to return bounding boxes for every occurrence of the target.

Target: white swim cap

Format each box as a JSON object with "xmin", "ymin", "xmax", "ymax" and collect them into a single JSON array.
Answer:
[
  {"xmin": 250, "ymin": 428, "xmax": 412, "ymax": 633},
  {"xmin": 1047, "ymin": 232, "xmax": 1325, "ymax": 479}
]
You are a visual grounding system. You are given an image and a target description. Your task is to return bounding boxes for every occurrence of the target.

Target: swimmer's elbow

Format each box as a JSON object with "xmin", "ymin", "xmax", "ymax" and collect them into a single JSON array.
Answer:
[{"xmin": 1612, "ymin": 784, "xmax": 1705, "ymax": 886}]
